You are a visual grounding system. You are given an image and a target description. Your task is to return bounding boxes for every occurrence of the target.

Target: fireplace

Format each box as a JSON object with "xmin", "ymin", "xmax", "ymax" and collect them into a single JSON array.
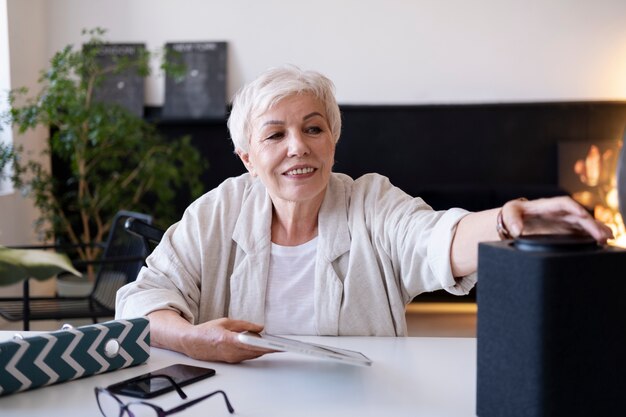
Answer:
[{"xmin": 559, "ymin": 140, "xmax": 625, "ymax": 247}]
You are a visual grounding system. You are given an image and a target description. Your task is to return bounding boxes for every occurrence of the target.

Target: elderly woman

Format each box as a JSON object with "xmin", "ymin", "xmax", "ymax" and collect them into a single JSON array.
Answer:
[{"xmin": 116, "ymin": 65, "xmax": 612, "ymax": 363}]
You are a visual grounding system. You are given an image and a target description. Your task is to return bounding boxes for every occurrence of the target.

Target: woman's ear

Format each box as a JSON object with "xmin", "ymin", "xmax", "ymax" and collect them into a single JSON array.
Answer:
[{"xmin": 236, "ymin": 149, "xmax": 256, "ymax": 176}]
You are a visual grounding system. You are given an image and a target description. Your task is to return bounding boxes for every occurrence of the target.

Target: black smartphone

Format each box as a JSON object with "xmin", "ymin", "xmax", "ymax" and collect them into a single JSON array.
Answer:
[{"xmin": 106, "ymin": 364, "xmax": 216, "ymax": 399}]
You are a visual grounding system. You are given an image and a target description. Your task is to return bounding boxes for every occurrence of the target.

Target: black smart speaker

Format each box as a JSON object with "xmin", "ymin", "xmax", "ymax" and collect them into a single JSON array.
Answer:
[{"xmin": 476, "ymin": 234, "xmax": 626, "ymax": 417}]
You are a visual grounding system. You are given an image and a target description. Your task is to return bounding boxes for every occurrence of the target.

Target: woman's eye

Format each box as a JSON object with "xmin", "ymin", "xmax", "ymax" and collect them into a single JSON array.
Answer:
[
  {"xmin": 305, "ymin": 126, "xmax": 322, "ymax": 135},
  {"xmin": 265, "ymin": 132, "xmax": 284, "ymax": 140}
]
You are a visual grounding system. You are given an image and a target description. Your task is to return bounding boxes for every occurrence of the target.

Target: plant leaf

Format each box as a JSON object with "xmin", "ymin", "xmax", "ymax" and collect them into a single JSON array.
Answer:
[{"xmin": 0, "ymin": 246, "xmax": 82, "ymax": 286}]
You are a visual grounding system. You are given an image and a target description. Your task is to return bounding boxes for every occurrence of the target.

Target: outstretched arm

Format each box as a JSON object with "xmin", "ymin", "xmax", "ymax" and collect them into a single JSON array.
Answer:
[{"xmin": 450, "ymin": 196, "xmax": 613, "ymax": 277}]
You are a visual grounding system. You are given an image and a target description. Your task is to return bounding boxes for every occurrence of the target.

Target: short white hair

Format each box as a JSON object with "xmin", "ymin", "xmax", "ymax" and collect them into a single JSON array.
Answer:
[{"xmin": 227, "ymin": 65, "xmax": 342, "ymax": 153}]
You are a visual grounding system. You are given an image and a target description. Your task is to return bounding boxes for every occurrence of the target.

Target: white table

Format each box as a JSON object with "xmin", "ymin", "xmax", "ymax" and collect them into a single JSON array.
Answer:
[{"xmin": 0, "ymin": 332, "xmax": 477, "ymax": 417}]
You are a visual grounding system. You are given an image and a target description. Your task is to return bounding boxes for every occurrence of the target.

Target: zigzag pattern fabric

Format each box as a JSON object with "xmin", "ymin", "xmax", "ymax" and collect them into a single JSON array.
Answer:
[{"xmin": 0, "ymin": 317, "xmax": 150, "ymax": 396}]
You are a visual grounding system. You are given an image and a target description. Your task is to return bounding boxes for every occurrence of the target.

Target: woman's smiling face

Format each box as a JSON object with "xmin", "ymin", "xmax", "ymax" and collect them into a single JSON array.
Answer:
[{"xmin": 239, "ymin": 93, "xmax": 336, "ymax": 207}]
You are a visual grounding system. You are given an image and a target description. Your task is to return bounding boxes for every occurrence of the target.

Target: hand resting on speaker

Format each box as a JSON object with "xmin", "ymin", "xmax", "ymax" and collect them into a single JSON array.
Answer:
[
  {"xmin": 450, "ymin": 195, "xmax": 613, "ymax": 277},
  {"xmin": 500, "ymin": 196, "xmax": 612, "ymax": 241}
]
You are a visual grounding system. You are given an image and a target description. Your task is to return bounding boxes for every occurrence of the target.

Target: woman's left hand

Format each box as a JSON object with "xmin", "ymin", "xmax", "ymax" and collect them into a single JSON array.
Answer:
[{"xmin": 499, "ymin": 196, "xmax": 614, "ymax": 244}]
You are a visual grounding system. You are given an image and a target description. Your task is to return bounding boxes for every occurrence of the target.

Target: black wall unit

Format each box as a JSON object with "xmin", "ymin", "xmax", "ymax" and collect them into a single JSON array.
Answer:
[
  {"xmin": 152, "ymin": 101, "xmax": 626, "ymax": 212},
  {"xmin": 337, "ymin": 102, "xmax": 626, "ymax": 210},
  {"xmin": 145, "ymin": 107, "xmax": 242, "ymax": 196}
]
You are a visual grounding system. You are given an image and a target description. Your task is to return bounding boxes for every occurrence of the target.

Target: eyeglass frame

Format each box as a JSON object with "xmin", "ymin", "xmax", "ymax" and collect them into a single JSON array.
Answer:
[{"xmin": 94, "ymin": 374, "xmax": 235, "ymax": 417}]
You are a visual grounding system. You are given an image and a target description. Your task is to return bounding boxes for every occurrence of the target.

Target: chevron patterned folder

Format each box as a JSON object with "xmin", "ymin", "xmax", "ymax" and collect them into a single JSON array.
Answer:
[{"xmin": 0, "ymin": 317, "xmax": 150, "ymax": 396}]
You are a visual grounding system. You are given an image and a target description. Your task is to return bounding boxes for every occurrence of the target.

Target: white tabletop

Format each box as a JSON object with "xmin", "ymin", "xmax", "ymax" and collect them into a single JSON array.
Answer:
[{"xmin": 0, "ymin": 332, "xmax": 477, "ymax": 417}]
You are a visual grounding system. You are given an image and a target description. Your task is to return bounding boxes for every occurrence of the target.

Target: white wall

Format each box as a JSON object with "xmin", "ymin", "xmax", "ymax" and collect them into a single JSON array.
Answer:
[
  {"xmin": 0, "ymin": 0, "xmax": 55, "ymax": 299},
  {"xmin": 0, "ymin": 0, "xmax": 13, "ymax": 196},
  {"xmin": 0, "ymin": 0, "xmax": 49, "ymax": 247},
  {"xmin": 42, "ymin": 0, "xmax": 626, "ymax": 105}
]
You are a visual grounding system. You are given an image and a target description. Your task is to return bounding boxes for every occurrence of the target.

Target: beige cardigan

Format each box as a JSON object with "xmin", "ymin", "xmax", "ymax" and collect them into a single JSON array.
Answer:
[{"xmin": 116, "ymin": 173, "xmax": 475, "ymax": 336}]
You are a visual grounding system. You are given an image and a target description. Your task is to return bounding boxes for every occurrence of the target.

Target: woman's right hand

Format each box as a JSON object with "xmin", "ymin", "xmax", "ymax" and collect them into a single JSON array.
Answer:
[{"xmin": 147, "ymin": 310, "xmax": 275, "ymax": 363}]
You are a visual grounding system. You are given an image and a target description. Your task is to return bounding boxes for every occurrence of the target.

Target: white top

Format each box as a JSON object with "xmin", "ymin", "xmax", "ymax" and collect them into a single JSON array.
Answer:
[
  {"xmin": 264, "ymin": 237, "xmax": 318, "ymax": 335},
  {"xmin": 0, "ymin": 331, "xmax": 477, "ymax": 417}
]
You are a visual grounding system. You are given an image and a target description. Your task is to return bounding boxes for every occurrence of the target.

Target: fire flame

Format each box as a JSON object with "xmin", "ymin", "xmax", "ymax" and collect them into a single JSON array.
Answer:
[{"xmin": 571, "ymin": 141, "xmax": 626, "ymax": 247}]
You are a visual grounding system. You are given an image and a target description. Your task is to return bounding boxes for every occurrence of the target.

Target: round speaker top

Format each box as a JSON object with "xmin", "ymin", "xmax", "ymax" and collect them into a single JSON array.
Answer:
[{"xmin": 513, "ymin": 234, "xmax": 599, "ymax": 252}]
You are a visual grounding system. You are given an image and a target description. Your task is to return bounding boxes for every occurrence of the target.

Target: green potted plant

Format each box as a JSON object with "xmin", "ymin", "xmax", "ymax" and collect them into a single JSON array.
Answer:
[{"xmin": 0, "ymin": 28, "xmax": 206, "ymax": 282}]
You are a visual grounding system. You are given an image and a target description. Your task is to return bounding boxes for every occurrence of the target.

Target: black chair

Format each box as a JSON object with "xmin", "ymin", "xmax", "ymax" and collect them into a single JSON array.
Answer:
[
  {"xmin": 124, "ymin": 217, "xmax": 165, "ymax": 255},
  {"xmin": 0, "ymin": 210, "xmax": 152, "ymax": 330}
]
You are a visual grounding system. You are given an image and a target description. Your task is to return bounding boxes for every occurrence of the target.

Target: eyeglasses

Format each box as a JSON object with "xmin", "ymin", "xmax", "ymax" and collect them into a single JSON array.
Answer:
[{"xmin": 95, "ymin": 374, "xmax": 235, "ymax": 417}]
